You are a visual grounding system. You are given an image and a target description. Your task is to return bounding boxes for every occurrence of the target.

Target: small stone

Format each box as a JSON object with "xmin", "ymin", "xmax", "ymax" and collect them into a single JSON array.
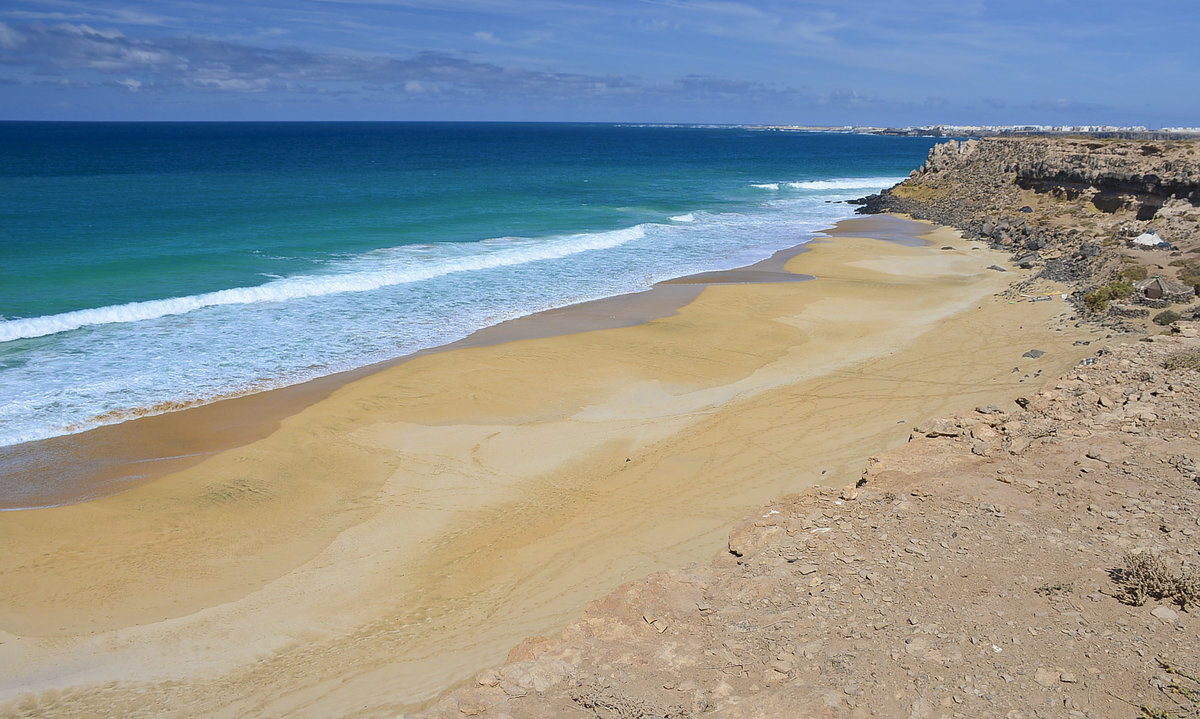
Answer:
[
  {"xmin": 971, "ymin": 423, "xmax": 1000, "ymax": 441},
  {"xmin": 1034, "ymin": 667, "xmax": 1060, "ymax": 687},
  {"xmin": 476, "ymin": 669, "xmax": 502, "ymax": 687},
  {"xmin": 642, "ymin": 609, "xmax": 668, "ymax": 632},
  {"xmin": 796, "ymin": 564, "xmax": 819, "ymax": 575},
  {"xmin": 908, "ymin": 697, "xmax": 934, "ymax": 718},
  {"xmin": 1022, "ymin": 349, "xmax": 1046, "ymax": 359},
  {"xmin": 1060, "ymin": 673, "xmax": 1078, "ymax": 684},
  {"xmin": 1151, "ymin": 605, "xmax": 1179, "ymax": 622}
]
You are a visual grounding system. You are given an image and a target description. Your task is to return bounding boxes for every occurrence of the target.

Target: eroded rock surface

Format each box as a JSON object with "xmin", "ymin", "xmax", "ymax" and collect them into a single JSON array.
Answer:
[{"xmin": 856, "ymin": 138, "xmax": 1200, "ymax": 316}]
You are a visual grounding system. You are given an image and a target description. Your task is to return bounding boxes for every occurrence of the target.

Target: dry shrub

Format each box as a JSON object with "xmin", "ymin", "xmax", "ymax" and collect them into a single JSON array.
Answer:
[
  {"xmin": 1164, "ymin": 351, "xmax": 1200, "ymax": 371},
  {"xmin": 1177, "ymin": 571, "xmax": 1200, "ymax": 611},
  {"xmin": 1119, "ymin": 552, "xmax": 1200, "ymax": 610},
  {"xmin": 1121, "ymin": 552, "xmax": 1178, "ymax": 606}
]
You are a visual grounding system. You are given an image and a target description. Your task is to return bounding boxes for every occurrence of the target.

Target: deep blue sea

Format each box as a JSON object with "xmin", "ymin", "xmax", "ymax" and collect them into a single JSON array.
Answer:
[{"xmin": 0, "ymin": 122, "xmax": 939, "ymax": 447}]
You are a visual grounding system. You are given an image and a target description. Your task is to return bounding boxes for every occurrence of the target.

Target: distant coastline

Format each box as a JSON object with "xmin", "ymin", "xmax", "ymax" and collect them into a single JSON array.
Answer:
[
  {"xmin": 751, "ymin": 123, "xmax": 1200, "ymax": 140},
  {"xmin": 617, "ymin": 121, "xmax": 1200, "ymax": 140}
]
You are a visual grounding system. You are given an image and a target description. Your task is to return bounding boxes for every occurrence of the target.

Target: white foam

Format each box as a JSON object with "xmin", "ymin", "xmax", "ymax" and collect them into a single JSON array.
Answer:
[
  {"xmin": 0, "ymin": 193, "xmax": 871, "ymax": 449},
  {"xmin": 785, "ymin": 176, "xmax": 906, "ymax": 190},
  {"xmin": 751, "ymin": 183, "xmax": 780, "ymax": 190},
  {"xmin": 0, "ymin": 225, "xmax": 647, "ymax": 343},
  {"xmin": 670, "ymin": 213, "xmax": 695, "ymax": 223}
]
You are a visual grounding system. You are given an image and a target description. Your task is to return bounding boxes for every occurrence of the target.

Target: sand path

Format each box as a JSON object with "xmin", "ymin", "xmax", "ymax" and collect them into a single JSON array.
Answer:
[{"xmin": 0, "ymin": 217, "xmax": 1097, "ymax": 718}]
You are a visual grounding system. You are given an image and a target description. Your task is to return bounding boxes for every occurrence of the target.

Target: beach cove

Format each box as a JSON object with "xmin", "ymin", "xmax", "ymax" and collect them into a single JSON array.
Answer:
[{"xmin": 0, "ymin": 216, "xmax": 1098, "ymax": 718}]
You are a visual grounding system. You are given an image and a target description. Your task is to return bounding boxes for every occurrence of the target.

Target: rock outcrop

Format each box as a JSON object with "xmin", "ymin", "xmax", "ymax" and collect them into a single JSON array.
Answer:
[{"xmin": 856, "ymin": 137, "xmax": 1200, "ymax": 307}]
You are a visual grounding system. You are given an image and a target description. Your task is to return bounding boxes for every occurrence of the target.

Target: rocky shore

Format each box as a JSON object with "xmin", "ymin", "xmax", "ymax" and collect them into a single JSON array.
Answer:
[
  {"xmin": 854, "ymin": 137, "xmax": 1200, "ymax": 322},
  {"xmin": 413, "ymin": 139, "xmax": 1200, "ymax": 719}
]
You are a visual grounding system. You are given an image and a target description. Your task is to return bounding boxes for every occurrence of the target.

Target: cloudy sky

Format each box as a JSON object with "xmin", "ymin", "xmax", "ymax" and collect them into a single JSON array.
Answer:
[{"xmin": 1, "ymin": 0, "xmax": 1196, "ymax": 126}]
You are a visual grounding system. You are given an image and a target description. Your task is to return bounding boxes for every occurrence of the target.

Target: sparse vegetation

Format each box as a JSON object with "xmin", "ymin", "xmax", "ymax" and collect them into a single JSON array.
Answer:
[
  {"xmin": 1155, "ymin": 310, "xmax": 1183, "ymax": 326},
  {"xmin": 1085, "ymin": 279, "xmax": 1135, "ymax": 313},
  {"xmin": 1141, "ymin": 659, "xmax": 1200, "ymax": 719},
  {"xmin": 1119, "ymin": 552, "xmax": 1177, "ymax": 606},
  {"xmin": 1179, "ymin": 573, "xmax": 1200, "ymax": 611},
  {"xmin": 1035, "ymin": 582, "xmax": 1074, "ymax": 597},
  {"xmin": 1116, "ymin": 552, "xmax": 1199, "ymax": 609},
  {"xmin": 1169, "ymin": 258, "xmax": 1200, "ymax": 293},
  {"xmin": 1121, "ymin": 265, "xmax": 1150, "ymax": 281},
  {"xmin": 1164, "ymin": 351, "xmax": 1200, "ymax": 371}
]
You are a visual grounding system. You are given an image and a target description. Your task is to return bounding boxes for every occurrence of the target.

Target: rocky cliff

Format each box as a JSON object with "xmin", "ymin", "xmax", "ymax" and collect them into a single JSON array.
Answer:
[{"xmin": 856, "ymin": 137, "xmax": 1200, "ymax": 306}]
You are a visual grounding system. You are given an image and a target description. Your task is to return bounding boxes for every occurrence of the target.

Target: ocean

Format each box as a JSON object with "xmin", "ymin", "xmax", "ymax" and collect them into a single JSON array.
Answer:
[{"xmin": 0, "ymin": 122, "xmax": 940, "ymax": 448}]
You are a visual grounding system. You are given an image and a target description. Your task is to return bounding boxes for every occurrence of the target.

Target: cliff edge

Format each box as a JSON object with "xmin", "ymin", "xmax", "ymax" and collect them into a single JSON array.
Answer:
[{"xmin": 857, "ymin": 137, "xmax": 1200, "ymax": 328}]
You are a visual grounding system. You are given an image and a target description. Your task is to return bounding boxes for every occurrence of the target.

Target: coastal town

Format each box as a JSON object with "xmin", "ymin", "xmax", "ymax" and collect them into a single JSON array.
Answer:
[{"xmin": 756, "ymin": 125, "xmax": 1200, "ymax": 140}]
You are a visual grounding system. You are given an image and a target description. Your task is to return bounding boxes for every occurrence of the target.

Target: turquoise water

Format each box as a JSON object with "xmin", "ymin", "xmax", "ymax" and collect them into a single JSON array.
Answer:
[{"xmin": 0, "ymin": 122, "xmax": 939, "ymax": 447}]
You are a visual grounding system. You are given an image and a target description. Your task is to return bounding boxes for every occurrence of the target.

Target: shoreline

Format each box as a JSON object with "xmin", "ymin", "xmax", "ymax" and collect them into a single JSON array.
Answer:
[
  {"xmin": 0, "ymin": 234, "xmax": 818, "ymax": 511},
  {"xmin": 0, "ymin": 215, "xmax": 1101, "ymax": 717}
]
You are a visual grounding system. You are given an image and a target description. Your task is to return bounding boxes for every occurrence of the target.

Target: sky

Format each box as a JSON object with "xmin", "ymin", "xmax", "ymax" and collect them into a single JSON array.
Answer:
[{"xmin": 0, "ymin": 0, "xmax": 1197, "ymax": 126}]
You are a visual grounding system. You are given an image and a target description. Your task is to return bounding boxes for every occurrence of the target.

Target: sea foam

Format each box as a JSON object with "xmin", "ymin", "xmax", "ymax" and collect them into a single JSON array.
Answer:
[
  {"xmin": 786, "ymin": 177, "xmax": 906, "ymax": 190},
  {"xmin": 0, "ymin": 225, "xmax": 647, "ymax": 343},
  {"xmin": 750, "ymin": 177, "xmax": 906, "ymax": 192}
]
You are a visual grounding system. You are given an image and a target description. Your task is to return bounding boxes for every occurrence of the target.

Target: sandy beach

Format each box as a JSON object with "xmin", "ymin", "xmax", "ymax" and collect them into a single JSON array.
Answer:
[{"xmin": 0, "ymin": 216, "xmax": 1099, "ymax": 718}]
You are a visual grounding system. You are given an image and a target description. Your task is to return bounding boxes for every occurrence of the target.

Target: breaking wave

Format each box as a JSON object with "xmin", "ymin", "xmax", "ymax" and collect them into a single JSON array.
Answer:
[
  {"xmin": 0, "ymin": 225, "xmax": 647, "ymax": 343},
  {"xmin": 750, "ymin": 177, "xmax": 906, "ymax": 192}
]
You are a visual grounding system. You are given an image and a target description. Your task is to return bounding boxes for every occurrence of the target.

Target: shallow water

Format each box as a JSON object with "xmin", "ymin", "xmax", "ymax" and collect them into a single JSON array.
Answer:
[{"xmin": 0, "ymin": 122, "xmax": 940, "ymax": 446}]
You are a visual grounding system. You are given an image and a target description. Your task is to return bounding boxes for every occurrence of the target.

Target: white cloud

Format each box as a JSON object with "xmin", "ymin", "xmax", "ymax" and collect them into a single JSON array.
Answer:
[{"xmin": 0, "ymin": 21, "xmax": 24, "ymax": 49}]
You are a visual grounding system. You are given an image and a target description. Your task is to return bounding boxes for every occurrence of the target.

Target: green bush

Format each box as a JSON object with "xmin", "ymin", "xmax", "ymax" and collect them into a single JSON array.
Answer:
[
  {"xmin": 1154, "ymin": 310, "xmax": 1182, "ymax": 326},
  {"xmin": 1084, "ymin": 279, "xmax": 1135, "ymax": 313},
  {"xmin": 1169, "ymin": 258, "xmax": 1200, "ymax": 293},
  {"xmin": 1120, "ymin": 265, "xmax": 1149, "ymax": 281}
]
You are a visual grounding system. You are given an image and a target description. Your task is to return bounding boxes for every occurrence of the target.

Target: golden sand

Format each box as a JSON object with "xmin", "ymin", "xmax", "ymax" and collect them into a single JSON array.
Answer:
[{"xmin": 0, "ymin": 217, "xmax": 1098, "ymax": 718}]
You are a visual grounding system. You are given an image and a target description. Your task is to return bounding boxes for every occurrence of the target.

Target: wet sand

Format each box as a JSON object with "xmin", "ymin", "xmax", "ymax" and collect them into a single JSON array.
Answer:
[
  {"xmin": 0, "ymin": 216, "xmax": 1100, "ymax": 718},
  {"xmin": 0, "ymin": 237, "xmax": 808, "ymax": 511}
]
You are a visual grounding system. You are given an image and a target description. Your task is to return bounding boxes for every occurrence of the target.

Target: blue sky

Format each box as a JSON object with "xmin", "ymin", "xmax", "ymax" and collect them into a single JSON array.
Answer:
[{"xmin": 1, "ymin": 0, "xmax": 1196, "ymax": 125}]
